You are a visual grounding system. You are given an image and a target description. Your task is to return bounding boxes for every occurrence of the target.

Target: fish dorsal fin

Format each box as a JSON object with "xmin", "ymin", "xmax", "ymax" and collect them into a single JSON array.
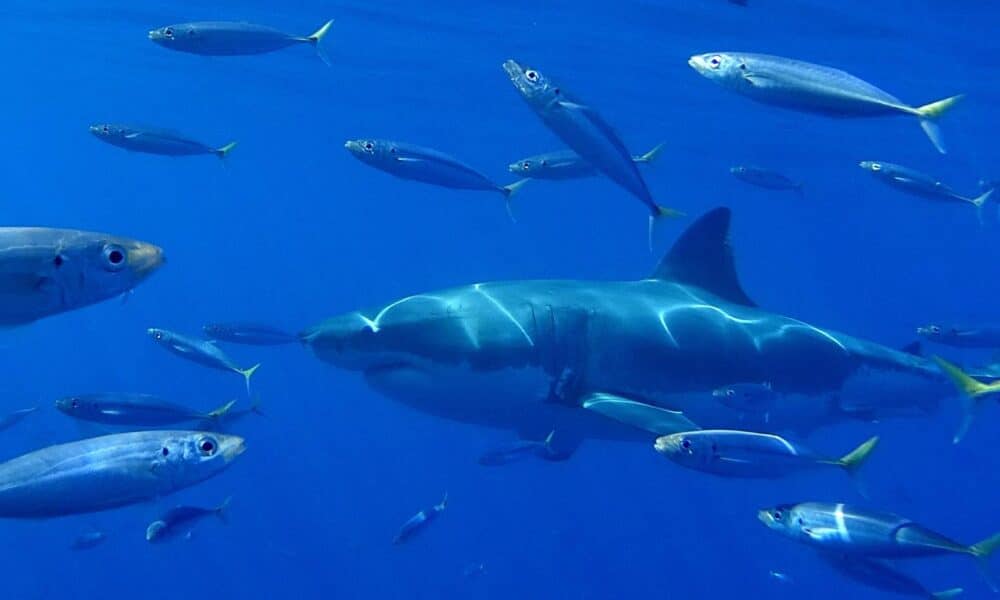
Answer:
[{"xmin": 649, "ymin": 207, "xmax": 755, "ymax": 307}]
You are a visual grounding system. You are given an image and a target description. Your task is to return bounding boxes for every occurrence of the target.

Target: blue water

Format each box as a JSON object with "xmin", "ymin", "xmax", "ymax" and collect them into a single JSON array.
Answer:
[{"xmin": 1, "ymin": 1, "xmax": 998, "ymax": 598}]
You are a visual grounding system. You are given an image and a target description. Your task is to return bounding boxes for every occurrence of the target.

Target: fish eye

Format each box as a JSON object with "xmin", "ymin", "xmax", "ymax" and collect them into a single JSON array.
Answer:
[
  {"xmin": 363, "ymin": 142, "xmax": 374, "ymax": 152},
  {"xmin": 726, "ymin": 389, "xmax": 735, "ymax": 397},
  {"xmin": 773, "ymin": 510, "xmax": 783, "ymax": 521},
  {"xmin": 931, "ymin": 325, "xmax": 940, "ymax": 334},
  {"xmin": 70, "ymin": 398, "xmax": 79, "ymax": 409},
  {"xmin": 525, "ymin": 70, "xmax": 538, "ymax": 81},
  {"xmin": 680, "ymin": 438, "xmax": 692, "ymax": 450},
  {"xmin": 197, "ymin": 437, "xmax": 218, "ymax": 456},
  {"xmin": 708, "ymin": 55, "xmax": 722, "ymax": 69},
  {"xmin": 101, "ymin": 125, "xmax": 109, "ymax": 134},
  {"xmin": 101, "ymin": 244, "xmax": 127, "ymax": 271},
  {"xmin": 871, "ymin": 163, "xmax": 882, "ymax": 171},
  {"xmin": 164, "ymin": 27, "xmax": 174, "ymax": 38},
  {"xmin": 161, "ymin": 447, "xmax": 169, "ymax": 456},
  {"xmin": 522, "ymin": 161, "xmax": 531, "ymax": 170},
  {"xmin": 52, "ymin": 254, "xmax": 64, "ymax": 268},
  {"xmin": 390, "ymin": 147, "xmax": 397, "ymax": 154}
]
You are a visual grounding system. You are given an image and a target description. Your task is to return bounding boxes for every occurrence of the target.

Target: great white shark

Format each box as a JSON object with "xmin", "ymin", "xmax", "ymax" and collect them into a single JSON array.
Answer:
[{"xmin": 302, "ymin": 208, "xmax": 972, "ymax": 452}]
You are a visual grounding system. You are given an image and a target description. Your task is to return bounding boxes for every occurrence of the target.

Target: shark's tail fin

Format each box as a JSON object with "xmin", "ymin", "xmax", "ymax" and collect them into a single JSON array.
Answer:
[
  {"xmin": 933, "ymin": 356, "xmax": 1000, "ymax": 443},
  {"xmin": 305, "ymin": 19, "xmax": 334, "ymax": 66},
  {"xmin": 633, "ymin": 143, "xmax": 665, "ymax": 164},
  {"xmin": 648, "ymin": 205, "xmax": 687, "ymax": 252},
  {"xmin": 913, "ymin": 94, "xmax": 963, "ymax": 154},
  {"xmin": 969, "ymin": 530, "xmax": 1000, "ymax": 592},
  {"xmin": 500, "ymin": 179, "xmax": 530, "ymax": 223}
]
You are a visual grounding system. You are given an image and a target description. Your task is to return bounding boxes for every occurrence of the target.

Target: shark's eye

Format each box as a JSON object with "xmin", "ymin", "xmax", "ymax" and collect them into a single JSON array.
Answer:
[
  {"xmin": 102, "ymin": 244, "xmax": 127, "ymax": 272},
  {"xmin": 525, "ymin": 70, "xmax": 538, "ymax": 81},
  {"xmin": 161, "ymin": 447, "xmax": 169, "ymax": 456},
  {"xmin": 708, "ymin": 55, "xmax": 722, "ymax": 69}
]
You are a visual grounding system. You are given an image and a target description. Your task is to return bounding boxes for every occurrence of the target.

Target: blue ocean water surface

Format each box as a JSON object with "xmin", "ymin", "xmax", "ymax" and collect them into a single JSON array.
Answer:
[{"xmin": 0, "ymin": 1, "xmax": 997, "ymax": 598}]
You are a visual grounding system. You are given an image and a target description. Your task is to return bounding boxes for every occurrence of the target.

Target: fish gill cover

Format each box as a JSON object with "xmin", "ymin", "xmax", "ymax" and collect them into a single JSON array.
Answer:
[{"xmin": 0, "ymin": 1, "xmax": 997, "ymax": 599}]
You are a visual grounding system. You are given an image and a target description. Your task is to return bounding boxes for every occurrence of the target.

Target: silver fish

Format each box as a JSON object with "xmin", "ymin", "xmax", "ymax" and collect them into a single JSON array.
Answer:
[
  {"xmin": 730, "ymin": 166, "xmax": 804, "ymax": 196},
  {"xmin": 147, "ymin": 328, "xmax": 260, "ymax": 394},
  {"xmin": 71, "ymin": 530, "xmax": 108, "ymax": 551},
  {"xmin": 758, "ymin": 502, "xmax": 1000, "ymax": 590},
  {"xmin": 507, "ymin": 143, "xmax": 664, "ymax": 181},
  {"xmin": 822, "ymin": 553, "xmax": 963, "ymax": 599},
  {"xmin": 345, "ymin": 139, "xmax": 528, "ymax": 220},
  {"xmin": 0, "ymin": 228, "xmax": 163, "ymax": 326},
  {"xmin": 149, "ymin": 20, "xmax": 334, "ymax": 65},
  {"xmin": 0, "ymin": 431, "xmax": 244, "ymax": 518},
  {"xmin": 917, "ymin": 324, "xmax": 1000, "ymax": 349},
  {"xmin": 146, "ymin": 497, "xmax": 230, "ymax": 543},
  {"xmin": 859, "ymin": 161, "xmax": 993, "ymax": 218},
  {"xmin": 394, "ymin": 493, "xmax": 447, "ymax": 545},
  {"xmin": 502, "ymin": 59, "xmax": 683, "ymax": 247},
  {"xmin": 0, "ymin": 408, "xmax": 36, "ymax": 433},
  {"xmin": 688, "ymin": 52, "xmax": 962, "ymax": 153},
  {"xmin": 55, "ymin": 393, "xmax": 235, "ymax": 427},
  {"xmin": 90, "ymin": 124, "xmax": 236, "ymax": 160},
  {"xmin": 203, "ymin": 322, "xmax": 300, "ymax": 346}
]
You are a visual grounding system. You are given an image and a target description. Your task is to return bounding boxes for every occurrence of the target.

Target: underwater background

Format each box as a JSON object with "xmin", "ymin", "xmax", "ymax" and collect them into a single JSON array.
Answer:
[{"xmin": 1, "ymin": 0, "xmax": 998, "ymax": 598}]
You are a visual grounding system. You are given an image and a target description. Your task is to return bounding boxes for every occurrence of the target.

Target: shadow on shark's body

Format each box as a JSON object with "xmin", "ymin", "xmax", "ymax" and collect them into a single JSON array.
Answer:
[{"xmin": 302, "ymin": 208, "xmax": 962, "ymax": 452}]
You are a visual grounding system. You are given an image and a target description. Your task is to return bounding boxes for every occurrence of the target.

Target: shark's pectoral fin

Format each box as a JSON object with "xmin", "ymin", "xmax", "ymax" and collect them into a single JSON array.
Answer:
[{"xmin": 581, "ymin": 392, "xmax": 700, "ymax": 435}]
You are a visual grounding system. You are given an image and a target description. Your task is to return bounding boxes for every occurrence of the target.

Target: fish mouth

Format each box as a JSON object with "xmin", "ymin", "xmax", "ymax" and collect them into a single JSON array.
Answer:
[
  {"xmin": 653, "ymin": 435, "xmax": 678, "ymax": 455},
  {"xmin": 147, "ymin": 30, "xmax": 163, "ymax": 41},
  {"xmin": 687, "ymin": 55, "xmax": 708, "ymax": 74},
  {"xmin": 221, "ymin": 437, "xmax": 247, "ymax": 462},
  {"xmin": 129, "ymin": 243, "xmax": 165, "ymax": 278},
  {"xmin": 502, "ymin": 59, "xmax": 531, "ymax": 94},
  {"xmin": 757, "ymin": 509, "xmax": 775, "ymax": 526},
  {"xmin": 507, "ymin": 163, "xmax": 520, "ymax": 174},
  {"xmin": 344, "ymin": 140, "xmax": 362, "ymax": 153}
]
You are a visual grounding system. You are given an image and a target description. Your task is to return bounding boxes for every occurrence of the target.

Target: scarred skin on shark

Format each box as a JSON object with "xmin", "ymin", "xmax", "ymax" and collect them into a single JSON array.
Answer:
[{"xmin": 302, "ymin": 208, "xmax": 968, "ymax": 451}]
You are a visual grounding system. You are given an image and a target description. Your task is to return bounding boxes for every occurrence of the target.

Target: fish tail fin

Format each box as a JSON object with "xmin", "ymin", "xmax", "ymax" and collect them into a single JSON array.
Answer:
[
  {"xmin": 306, "ymin": 19, "xmax": 334, "ymax": 66},
  {"xmin": 932, "ymin": 588, "xmax": 964, "ymax": 599},
  {"xmin": 215, "ymin": 141, "xmax": 238, "ymax": 159},
  {"xmin": 837, "ymin": 435, "xmax": 879, "ymax": 498},
  {"xmin": 543, "ymin": 429, "xmax": 556, "ymax": 449},
  {"xmin": 970, "ymin": 187, "xmax": 994, "ymax": 210},
  {"xmin": 215, "ymin": 496, "xmax": 232, "ymax": 524},
  {"xmin": 250, "ymin": 395, "xmax": 266, "ymax": 417},
  {"xmin": 634, "ymin": 142, "xmax": 666, "ymax": 164},
  {"xmin": 933, "ymin": 356, "xmax": 1000, "ymax": 443},
  {"xmin": 970, "ymin": 531, "xmax": 1000, "ymax": 592},
  {"xmin": 206, "ymin": 399, "xmax": 237, "ymax": 420},
  {"xmin": 239, "ymin": 363, "xmax": 261, "ymax": 395},
  {"xmin": 436, "ymin": 492, "xmax": 448, "ymax": 511},
  {"xmin": 500, "ymin": 179, "xmax": 529, "ymax": 223},
  {"xmin": 648, "ymin": 205, "xmax": 687, "ymax": 252},
  {"xmin": 914, "ymin": 94, "xmax": 963, "ymax": 154}
]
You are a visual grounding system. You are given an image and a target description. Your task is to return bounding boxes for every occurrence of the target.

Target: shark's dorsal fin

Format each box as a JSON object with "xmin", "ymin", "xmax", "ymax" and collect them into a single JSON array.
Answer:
[{"xmin": 649, "ymin": 207, "xmax": 755, "ymax": 307}]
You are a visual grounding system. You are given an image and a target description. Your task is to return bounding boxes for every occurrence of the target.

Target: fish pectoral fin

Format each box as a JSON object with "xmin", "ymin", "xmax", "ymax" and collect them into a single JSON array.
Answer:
[
  {"xmin": 802, "ymin": 527, "xmax": 840, "ymax": 542},
  {"xmin": 742, "ymin": 73, "xmax": 774, "ymax": 87},
  {"xmin": 124, "ymin": 132, "xmax": 141, "ymax": 139},
  {"xmin": 891, "ymin": 176, "xmax": 917, "ymax": 184},
  {"xmin": 581, "ymin": 392, "xmax": 700, "ymax": 435},
  {"xmin": 395, "ymin": 157, "xmax": 425, "ymax": 163}
]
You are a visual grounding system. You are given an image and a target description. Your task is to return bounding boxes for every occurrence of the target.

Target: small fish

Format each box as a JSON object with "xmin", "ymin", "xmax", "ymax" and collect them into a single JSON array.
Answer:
[
  {"xmin": 203, "ymin": 322, "xmax": 301, "ymax": 346},
  {"xmin": 0, "ymin": 431, "xmax": 244, "ymax": 518},
  {"xmin": 55, "ymin": 393, "xmax": 235, "ymax": 427},
  {"xmin": 688, "ymin": 52, "xmax": 962, "ymax": 153},
  {"xmin": 0, "ymin": 228, "xmax": 163, "ymax": 326},
  {"xmin": 757, "ymin": 502, "xmax": 1000, "ymax": 590},
  {"xmin": 345, "ymin": 139, "xmax": 527, "ymax": 220},
  {"xmin": 502, "ymin": 59, "xmax": 683, "ymax": 248},
  {"xmin": 0, "ymin": 408, "xmax": 37, "ymax": 433},
  {"xmin": 712, "ymin": 382, "xmax": 776, "ymax": 413},
  {"xmin": 90, "ymin": 124, "xmax": 236, "ymax": 160},
  {"xmin": 917, "ymin": 324, "xmax": 1000, "ymax": 349},
  {"xmin": 393, "ymin": 493, "xmax": 447, "ymax": 545},
  {"xmin": 478, "ymin": 431, "xmax": 559, "ymax": 466},
  {"xmin": 730, "ymin": 166, "xmax": 804, "ymax": 196},
  {"xmin": 822, "ymin": 553, "xmax": 963, "ymax": 599},
  {"xmin": 148, "ymin": 20, "xmax": 333, "ymax": 65},
  {"xmin": 768, "ymin": 570, "xmax": 792, "ymax": 583},
  {"xmin": 463, "ymin": 562, "xmax": 487, "ymax": 578},
  {"xmin": 931, "ymin": 357, "xmax": 1000, "ymax": 444},
  {"xmin": 71, "ymin": 530, "xmax": 108, "ymax": 551},
  {"xmin": 146, "ymin": 497, "xmax": 231, "ymax": 543},
  {"xmin": 147, "ymin": 329, "xmax": 260, "ymax": 394},
  {"xmin": 507, "ymin": 143, "xmax": 664, "ymax": 181},
  {"xmin": 859, "ymin": 162, "xmax": 993, "ymax": 219},
  {"xmin": 654, "ymin": 430, "xmax": 878, "ymax": 482}
]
